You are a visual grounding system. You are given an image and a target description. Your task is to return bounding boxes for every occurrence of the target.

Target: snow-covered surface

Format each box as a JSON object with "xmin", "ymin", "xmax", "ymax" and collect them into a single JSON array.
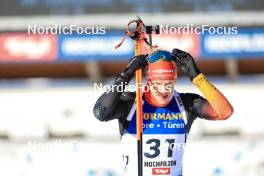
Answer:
[{"xmin": 0, "ymin": 138, "xmax": 263, "ymax": 176}]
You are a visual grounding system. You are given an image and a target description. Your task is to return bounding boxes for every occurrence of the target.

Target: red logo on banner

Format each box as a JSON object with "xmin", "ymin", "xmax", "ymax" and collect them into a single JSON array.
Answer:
[
  {"xmin": 152, "ymin": 167, "xmax": 171, "ymax": 175},
  {"xmin": 141, "ymin": 31, "xmax": 200, "ymax": 59},
  {"xmin": 0, "ymin": 33, "xmax": 57, "ymax": 62}
]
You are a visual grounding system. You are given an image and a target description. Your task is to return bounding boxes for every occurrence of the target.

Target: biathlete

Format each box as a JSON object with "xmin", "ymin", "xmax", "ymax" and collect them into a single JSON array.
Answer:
[{"xmin": 93, "ymin": 49, "xmax": 233, "ymax": 176}]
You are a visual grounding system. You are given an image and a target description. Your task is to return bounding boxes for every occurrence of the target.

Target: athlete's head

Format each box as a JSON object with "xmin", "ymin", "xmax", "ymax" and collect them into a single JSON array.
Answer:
[{"xmin": 145, "ymin": 50, "xmax": 177, "ymax": 107}]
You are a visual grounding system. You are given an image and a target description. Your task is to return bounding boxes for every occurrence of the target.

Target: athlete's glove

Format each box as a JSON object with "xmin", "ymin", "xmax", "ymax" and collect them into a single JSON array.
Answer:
[
  {"xmin": 116, "ymin": 54, "xmax": 148, "ymax": 82},
  {"xmin": 172, "ymin": 48, "xmax": 201, "ymax": 80}
]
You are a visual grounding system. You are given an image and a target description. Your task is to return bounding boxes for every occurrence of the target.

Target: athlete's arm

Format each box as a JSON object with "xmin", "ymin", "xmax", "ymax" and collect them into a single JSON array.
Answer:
[
  {"xmin": 93, "ymin": 55, "xmax": 147, "ymax": 122},
  {"xmin": 192, "ymin": 74, "xmax": 233, "ymax": 120},
  {"xmin": 173, "ymin": 49, "xmax": 233, "ymax": 120}
]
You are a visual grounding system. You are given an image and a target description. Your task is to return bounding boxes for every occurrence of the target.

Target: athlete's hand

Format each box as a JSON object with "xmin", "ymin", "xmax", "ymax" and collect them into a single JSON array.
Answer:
[
  {"xmin": 126, "ymin": 54, "xmax": 148, "ymax": 73},
  {"xmin": 172, "ymin": 48, "xmax": 201, "ymax": 80},
  {"xmin": 117, "ymin": 54, "xmax": 148, "ymax": 82}
]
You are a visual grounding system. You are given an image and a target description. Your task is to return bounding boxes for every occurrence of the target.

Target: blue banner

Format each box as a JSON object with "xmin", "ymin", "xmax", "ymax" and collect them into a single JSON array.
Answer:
[
  {"xmin": 58, "ymin": 31, "xmax": 134, "ymax": 61},
  {"xmin": 201, "ymin": 28, "xmax": 264, "ymax": 59}
]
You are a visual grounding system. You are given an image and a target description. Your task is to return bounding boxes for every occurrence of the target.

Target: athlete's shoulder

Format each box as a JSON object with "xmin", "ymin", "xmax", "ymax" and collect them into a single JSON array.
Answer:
[
  {"xmin": 177, "ymin": 92, "xmax": 206, "ymax": 111},
  {"xmin": 178, "ymin": 92, "xmax": 205, "ymax": 101}
]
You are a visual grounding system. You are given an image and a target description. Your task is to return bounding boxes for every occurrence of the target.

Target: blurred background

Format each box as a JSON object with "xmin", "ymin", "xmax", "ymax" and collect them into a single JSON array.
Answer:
[{"xmin": 0, "ymin": 0, "xmax": 264, "ymax": 176}]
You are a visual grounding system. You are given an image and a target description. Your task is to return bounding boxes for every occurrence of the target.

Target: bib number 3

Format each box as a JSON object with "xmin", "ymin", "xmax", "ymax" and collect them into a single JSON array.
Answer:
[{"xmin": 144, "ymin": 138, "xmax": 176, "ymax": 159}]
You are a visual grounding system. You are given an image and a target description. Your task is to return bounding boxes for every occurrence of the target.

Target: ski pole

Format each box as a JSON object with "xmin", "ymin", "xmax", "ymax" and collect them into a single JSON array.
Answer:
[
  {"xmin": 115, "ymin": 18, "xmax": 145, "ymax": 176},
  {"xmin": 115, "ymin": 17, "xmax": 160, "ymax": 176},
  {"xmin": 135, "ymin": 37, "xmax": 143, "ymax": 176}
]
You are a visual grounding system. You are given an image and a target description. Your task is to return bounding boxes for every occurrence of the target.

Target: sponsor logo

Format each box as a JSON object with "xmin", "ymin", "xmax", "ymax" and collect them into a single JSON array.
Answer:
[
  {"xmin": 152, "ymin": 167, "xmax": 170, "ymax": 175},
  {"xmin": 59, "ymin": 35, "xmax": 133, "ymax": 58},
  {"xmin": 0, "ymin": 33, "xmax": 57, "ymax": 61},
  {"xmin": 140, "ymin": 33, "xmax": 200, "ymax": 58},
  {"xmin": 143, "ymin": 112, "xmax": 183, "ymax": 121},
  {"xmin": 149, "ymin": 69, "xmax": 176, "ymax": 74}
]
